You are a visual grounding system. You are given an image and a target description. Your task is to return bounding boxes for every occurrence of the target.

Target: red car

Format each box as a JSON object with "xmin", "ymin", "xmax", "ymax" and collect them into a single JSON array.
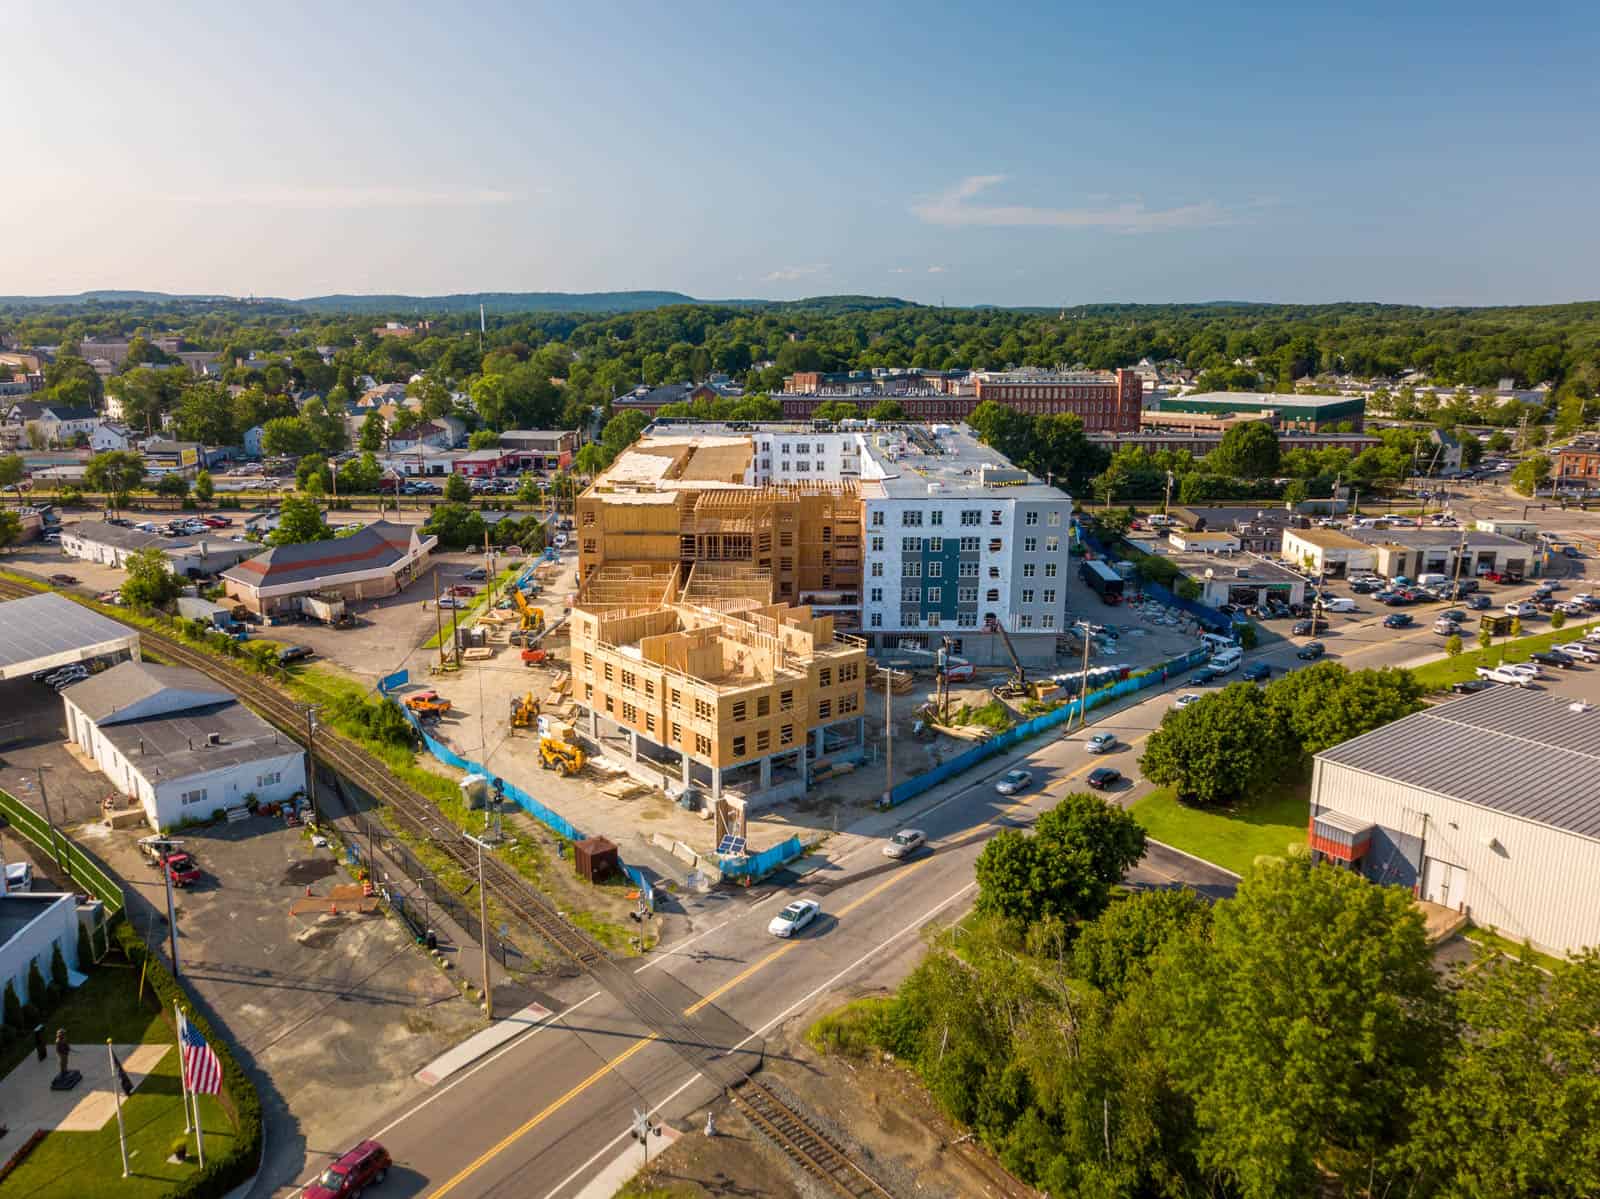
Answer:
[
  {"xmin": 307, "ymin": 1140, "xmax": 391, "ymax": 1199},
  {"xmin": 202, "ymin": 516, "xmax": 232, "ymax": 528},
  {"xmin": 162, "ymin": 851, "xmax": 202, "ymax": 887},
  {"xmin": 447, "ymin": 584, "xmax": 477, "ymax": 597}
]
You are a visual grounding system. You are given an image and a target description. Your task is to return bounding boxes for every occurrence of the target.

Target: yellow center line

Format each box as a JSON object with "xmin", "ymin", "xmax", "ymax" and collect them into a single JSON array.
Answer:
[{"xmin": 428, "ymin": 858, "xmax": 932, "ymax": 1195}]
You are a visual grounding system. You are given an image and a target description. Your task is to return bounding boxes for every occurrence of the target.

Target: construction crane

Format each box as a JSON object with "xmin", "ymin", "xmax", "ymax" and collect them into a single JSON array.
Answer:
[
  {"xmin": 985, "ymin": 616, "xmax": 1057, "ymax": 702},
  {"xmin": 538, "ymin": 738, "xmax": 586, "ymax": 776},
  {"xmin": 510, "ymin": 692, "xmax": 540, "ymax": 728}
]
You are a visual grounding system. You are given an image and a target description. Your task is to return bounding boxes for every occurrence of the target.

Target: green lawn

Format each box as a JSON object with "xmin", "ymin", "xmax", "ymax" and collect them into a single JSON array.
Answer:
[
  {"xmin": 2, "ymin": 967, "xmax": 235, "ymax": 1198},
  {"xmin": 1461, "ymin": 923, "xmax": 1564, "ymax": 973},
  {"xmin": 1132, "ymin": 784, "xmax": 1309, "ymax": 877},
  {"xmin": 1409, "ymin": 617, "xmax": 1600, "ymax": 690}
]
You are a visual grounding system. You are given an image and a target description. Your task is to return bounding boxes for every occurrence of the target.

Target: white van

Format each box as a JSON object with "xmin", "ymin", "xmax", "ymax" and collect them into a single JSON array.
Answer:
[
  {"xmin": 1199, "ymin": 633, "xmax": 1237, "ymax": 656},
  {"xmin": 1209, "ymin": 645, "xmax": 1244, "ymax": 670},
  {"xmin": 1417, "ymin": 573, "xmax": 1451, "ymax": 590}
]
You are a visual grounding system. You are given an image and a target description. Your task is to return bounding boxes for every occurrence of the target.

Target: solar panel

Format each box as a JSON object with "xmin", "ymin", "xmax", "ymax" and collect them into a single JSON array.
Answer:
[{"xmin": 716, "ymin": 835, "xmax": 747, "ymax": 856}]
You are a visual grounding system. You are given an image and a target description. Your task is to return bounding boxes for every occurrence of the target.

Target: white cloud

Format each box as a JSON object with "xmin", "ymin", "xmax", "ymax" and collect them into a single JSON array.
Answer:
[
  {"xmin": 764, "ymin": 263, "xmax": 830, "ymax": 282},
  {"xmin": 912, "ymin": 175, "xmax": 1236, "ymax": 234},
  {"xmin": 172, "ymin": 185, "xmax": 519, "ymax": 210},
  {"xmin": 927, "ymin": 265, "xmax": 947, "ymax": 273}
]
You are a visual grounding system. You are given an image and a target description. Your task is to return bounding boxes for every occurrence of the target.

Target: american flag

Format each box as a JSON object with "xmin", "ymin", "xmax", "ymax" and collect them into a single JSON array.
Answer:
[{"xmin": 177, "ymin": 1009, "xmax": 222, "ymax": 1095}]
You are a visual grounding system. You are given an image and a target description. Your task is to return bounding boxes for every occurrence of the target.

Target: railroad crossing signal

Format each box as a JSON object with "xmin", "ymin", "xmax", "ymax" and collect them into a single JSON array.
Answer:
[{"xmin": 630, "ymin": 1108, "xmax": 660, "ymax": 1163}]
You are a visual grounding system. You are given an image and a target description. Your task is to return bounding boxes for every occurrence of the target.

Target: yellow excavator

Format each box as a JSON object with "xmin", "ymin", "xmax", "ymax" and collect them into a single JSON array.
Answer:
[
  {"xmin": 510, "ymin": 692, "xmax": 541, "ymax": 729},
  {"xmin": 538, "ymin": 738, "xmax": 585, "ymax": 776},
  {"xmin": 511, "ymin": 590, "xmax": 546, "ymax": 645}
]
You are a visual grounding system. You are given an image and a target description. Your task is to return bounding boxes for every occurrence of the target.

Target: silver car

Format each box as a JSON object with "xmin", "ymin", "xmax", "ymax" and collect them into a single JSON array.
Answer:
[{"xmin": 883, "ymin": 829, "xmax": 927, "ymax": 859}]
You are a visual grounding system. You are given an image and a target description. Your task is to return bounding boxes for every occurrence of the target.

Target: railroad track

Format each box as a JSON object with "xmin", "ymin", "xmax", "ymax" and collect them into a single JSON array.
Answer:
[{"xmin": 5, "ymin": 577, "xmax": 896, "ymax": 1197}]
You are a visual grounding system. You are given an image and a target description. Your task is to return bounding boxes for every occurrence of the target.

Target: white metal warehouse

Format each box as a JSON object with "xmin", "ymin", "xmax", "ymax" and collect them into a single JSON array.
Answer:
[
  {"xmin": 1310, "ymin": 687, "xmax": 1600, "ymax": 955},
  {"xmin": 0, "ymin": 591, "xmax": 140, "ymax": 680}
]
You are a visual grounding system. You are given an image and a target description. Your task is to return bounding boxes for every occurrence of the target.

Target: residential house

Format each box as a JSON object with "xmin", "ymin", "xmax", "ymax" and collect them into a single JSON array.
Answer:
[
  {"xmin": 4, "ymin": 402, "xmax": 101, "ymax": 446},
  {"xmin": 90, "ymin": 422, "xmax": 138, "ymax": 452}
]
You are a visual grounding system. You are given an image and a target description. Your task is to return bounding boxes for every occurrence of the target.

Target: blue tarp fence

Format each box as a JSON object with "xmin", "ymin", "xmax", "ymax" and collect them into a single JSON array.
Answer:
[
  {"xmin": 720, "ymin": 835, "xmax": 806, "ymax": 880},
  {"xmin": 887, "ymin": 646, "xmax": 1209, "ymax": 807}
]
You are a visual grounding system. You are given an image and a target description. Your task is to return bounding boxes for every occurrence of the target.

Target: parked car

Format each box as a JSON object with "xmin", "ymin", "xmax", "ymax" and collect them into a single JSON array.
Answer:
[
  {"xmin": 1350, "ymin": 578, "xmax": 1382, "ymax": 594},
  {"xmin": 882, "ymin": 829, "xmax": 927, "ymax": 859},
  {"xmin": 995, "ymin": 769, "xmax": 1034, "ymax": 796},
  {"xmin": 1086, "ymin": 767, "xmax": 1123, "ymax": 790},
  {"xmin": 1557, "ymin": 642, "xmax": 1600, "ymax": 662},
  {"xmin": 1557, "ymin": 600, "xmax": 1590, "ymax": 615},
  {"xmin": 4, "ymin": 862, "xmax": 32, "ymax": 892},
  {"xmin": 1505, "ymin": 601, "xmax": 1538, "ymax": 618},
  {"xmin": 47, "ymin": 573, "xmax": 78, "ymax": 586},
  {"xmin": 44, "ymin": 665, "xmax": 88, "ymax": 688},
  {"xmin": 1291, "ymin": 619, "xmax": 1315, "ymax": 636},
  {"xmin": 1383, "ymin": 613, "xmax": 1414, "ymax": 629},
  {"xmin": 1320, "ymin": 597, "xmax": 1358, "ymax": 613},
  {"xmin": 277, "ymin": 646, "xmax": 314, "ymax": 665},
  {"xmin": 437, "ymin": 597, "xmax": 467, "ymax": 609},
  {"xmin": 767, "ymin": 898, "xmax": 820, "ymax": 938},
  {"xmin": 1531, "ymin": 650, "xmax": 1576, "ymax": 669},
  {"xmin": 306, "ymin": 1139, "xmax": 392, "ymax": 1199},
  {"xmin": 1190, "ymin": 665, "xmax": 1221, "ymax": 684},
  {"xmin": 1477, "ymin": 665, "xmax": 1533, "ymax": 687},
  {"xmin": 1450, "ymin": 679, "xmax": 1498, "ymax": 694},
  {"xmin": 463, "ymin": 566, "xmax": 488, "ymax": 581},
  {"xmin": 1242, "ymin": 662, "xmax": 1272, "ymax": 681},
  {"xmin": 1085, "ymin": 731, "xmax": 1117, "ymax": 753},
  {"xmin": 1297, "ymin": 641, "xmax": 1327, "ymax": 660},
  {"xmin": 1467, "ymin": 594, "xmax": 1492, "ymax": 610}
]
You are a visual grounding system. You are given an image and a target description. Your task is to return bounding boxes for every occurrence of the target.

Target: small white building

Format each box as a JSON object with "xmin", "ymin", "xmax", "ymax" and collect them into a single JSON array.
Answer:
[
  {"xmin": 1311, "ymin": 688, "xmax": 1600, "ymax": 956},
  {"xmin": 1280, "ymin": 526, "xmax": 1379, "ymax": 578},
  {"xmin": 0, "ymin": 893, "xmax": 85, "ymax": 1008},
  {"xmin": 62, "ymin": 661, "xmax": 305, "ymax": 831},
  {"xmin": 242, "ymin": 425, "xmax": 266, "ymax": 457},
  {"xmin": 58, "ymin": 520, "xmax": 254, "ymax": 577},
  {"xmin": 90, "ymin": 422, "xmax": 138, "ymax": 452}
]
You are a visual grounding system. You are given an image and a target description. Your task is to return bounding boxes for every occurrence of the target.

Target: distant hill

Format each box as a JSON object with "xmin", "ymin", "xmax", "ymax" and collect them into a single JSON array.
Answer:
[
  {"xmin": 294, "ymin": 290, "xmax": 700, "ymax": 315},
  {"xmin": 0, "ymin": 290, "xmax": 240, "ymax": 307}
]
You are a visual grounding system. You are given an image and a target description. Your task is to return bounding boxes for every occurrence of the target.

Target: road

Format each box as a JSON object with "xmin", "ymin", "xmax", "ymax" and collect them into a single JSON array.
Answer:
[{"xmin": 273, "ymin": 548, "xmax": 1596, "ymax": 1198}]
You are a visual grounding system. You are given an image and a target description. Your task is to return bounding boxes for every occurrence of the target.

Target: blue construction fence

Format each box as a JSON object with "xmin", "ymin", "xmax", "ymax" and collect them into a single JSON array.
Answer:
[
  {"xmin": 720, "ymin": 835, "xmax": 806, "ymax": 880},
  {"xmin": 888, "ymin": 646, "xmax": 1209, "ymax": 807},
  {"xmin": 380, "ymin": 680, "xmax": 658, "ymax": 909}
]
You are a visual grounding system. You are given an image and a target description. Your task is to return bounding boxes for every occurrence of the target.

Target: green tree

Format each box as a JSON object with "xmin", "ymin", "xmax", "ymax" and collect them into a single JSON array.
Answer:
[
  {"xmin": 359, "ymin": 410, "xmax": 386, "ymax": 453},
  {"xmin": 1, "ymin": 979, "xmax": 18, "ymax": 1031},
  {"xmin": 155, "ymin": 473, "xmax": 189, "ymax": 497},
  {"xmin": 1509, "ymin": 454, "xmax": 1551, "ymax": 497},
  {"xmin": 868, "ymin": 400, "xmax": 906, "ymax": 421},
  {"xmin": 0, "ymin": 510, "xmax": 20, "ymax": 552},
  {"xmin": 468, "ymin": 429, "xmax": 500, "ymax": 450},
  {"xmin": 573, "ymin": 442, "xmax": 609, "ymax": 476},
  {"xmin": 0, "ymin": 454, "xmax": 25, "ymax": 503},
  {"xmin": 424, "ymin": 503, "xmax": 487, "ymax": 550},
  {"xmin": 812, "ymin": 400, "xmax": 861, "ymax": 422},
  {"xmin": 269, "ymin": 496, "xmax": 332, "ymax": 545},
  {"xmin": 1397, "ymin": 950, "xmax": 1600, "ymax": 1196},
  {"xmin": 1155, "ymin": 858, "xmax": 1449, "ymax": 1198},
  {"xmin": 1070, "ymin": 886, "xmax": 1211, "ymax": 996},
  {"xmin": 120, "ymin": 546, "xmax": 182, "ymax": 608},
  {"xmin": 600, "ymin": 410, "xmax": 649, "ymax": 457},
  {"xmin": 1477, "ymin": 625, "xmax": 1493, "ymax": 651},
  {"xmin": 193, "ymin": 469, "xmax": 215, "ymax": 505},
  {"xmin": 975, "ymin": 792, "xmax": 1145, "ymax": 929},
  {"xmin": 84, "ymin": 450, "xmax": 147, "ymax": 511},
  {"xmin": 443, "ymin": 473, "xmax": 472, "ymax": 502},
  {"xmin": 338, "ymin": 452, "xmax": 382, "ymax": 494},
  {"xmin": 1487, "ymin": 430, "xmax": 1513, "ymax": 453},
  {"xmin": 1281, "ymin": 478, "xmax": 1309, "ymax": 507},
  {"xmin": 260, "ymin": 416, "xmax": 317, "ymax": 458},
  {"xmin": 171, "ymin": 380, "xmax": 237, "ymax": 445},
  {"xmin": 1208, "ymin": 422, "xmax": 1281, "ymax": 478},
  {"xmin": 1140, "ymin": 682, "xmax": 1290, "ymax": 806},
  {"xmin": 1551, "ymin": 609, "xmax": 1566, "ymax": 631},
  {"xmin": 296, "ymin": 455, "xmax": 333, "ymax": 494},
  {"xmin": 1263, "ymin": 664, "xmax": 1424, "ymax": 757},
  {"xmin": 1445, "ymin": 633, "xmax": 1463, "ymax": 656},
  {"xmin": 517, "ymin": 474, "xmax": 542, "ymax": 506}
]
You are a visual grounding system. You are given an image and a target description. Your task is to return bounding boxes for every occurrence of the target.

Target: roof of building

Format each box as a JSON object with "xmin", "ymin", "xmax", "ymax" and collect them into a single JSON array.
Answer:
[
  {"xmin": 865, "ymin": 426, "xmax": 1067, "ymax": 502},
  {"xmin": 143, "ymin": 440, "xmax": 201, "ymax": 454},
  {"xmin": 1283, "ymin": 526, "xmax": 1371, "ymax": 551},
  {"xmin": 1161, "ymin": 391, "xmax": 1363, "ymax": 411},
  {"xmin": 0, "ymin": 593, "xmax": 138, "ymax": 674},
  {"xmin": 498, "ymin": 429, "xmax": 575, "ymax": 447},
  {"xmin": 613, "ymin": 382, "xmax": 705, "ymax": 409},
  {"xmin": 222, "ymin": 521, "xmax": 427, "ymax": 589},
  {"xmin": 1347, "ymin": 527, "xmax": 1528, "ymax": 550},
  {"xmin": 63, "ymin": 520, "xmax": 178, "ymax": 552},
  {"xmin": 65, "ymin": 660, "xmax": 233, "ymax": 723},
  {"xmin": 1317, "ymin": 688, "xmax": 1600, "ymax": 840}
]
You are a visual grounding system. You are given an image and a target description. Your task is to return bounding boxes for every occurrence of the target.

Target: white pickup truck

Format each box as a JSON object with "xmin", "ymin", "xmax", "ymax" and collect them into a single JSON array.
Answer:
[{"xmin": 1476, "ymin": 665, "xmax": 1532, "ymax": 687}]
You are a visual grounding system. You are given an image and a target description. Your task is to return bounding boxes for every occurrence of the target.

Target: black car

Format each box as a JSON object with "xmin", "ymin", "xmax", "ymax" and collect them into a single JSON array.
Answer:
[
  {"xmin": 1350, "ymin": 579, "xmax": 1382, "ymax": 594},
  {"xmin": 1292, "ymin": 619, "xmax": 1316, "ymax": 636},
  {"xmin": 1086, "ymin": 767, "xmax": 1123, "ymax": 790},
  {"xmin": 1530, "ymin": 650, "xmax": 1575, "ymax": 669},
  {"xmin": 1383, "ymin": 613, "xmax": 1414, "ymax": 629},
  {"xmin": 1438, "ymin": 609, "xmax": 1467, "ymax": 623},
  {"xmin": 1467, "ymin": 594, "xmax": 1492, "ymax": 610},
  {"xmin": 1242, "ymin": 662, "xmax": 1272, "ymax": 681},
  {"xmin": 277, "ymin": 645, "xmax": 315, "ymax": 665},
  {"xmin": 1296, "ymin": 641, "xmax": 1327, "ymax": 660},
  {"xmin": 1191, "ymin": 665, "xmax": 1220, "ymax": 684},
  {"xmin": 1450, "ymin": 679, "xmax": 1497, "ymax": 694}
]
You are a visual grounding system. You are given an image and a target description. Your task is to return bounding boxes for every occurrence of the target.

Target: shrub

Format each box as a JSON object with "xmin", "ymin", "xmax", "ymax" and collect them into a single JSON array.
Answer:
[
  {"xmin": 114, "ymin": 922, "xmax": 262, "ymax": 1198},
  {"xmin": 1, "ymin": 980, "xmax": 19, "ymax": 1031},
  {"xmin": 1551, "ymin": 610, "xmax": 1566, "ymax": 631},
  {"xmin": 25, "ymin": 958, "xmax": 46, "ymax": 1013},
  {"xmin": 48, "ymin": 943, "xmax": 67, "ymax": 1003}
]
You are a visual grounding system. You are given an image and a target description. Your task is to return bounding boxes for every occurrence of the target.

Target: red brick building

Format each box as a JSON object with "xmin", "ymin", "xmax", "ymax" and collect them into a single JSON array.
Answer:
[
  {"xmin": 972, "ymin": 369, "xmax": 1143, "ymax": 431},
  {"xmin": 1554, "ymin": 436, "xmax": 1600, "ymax": 485}
]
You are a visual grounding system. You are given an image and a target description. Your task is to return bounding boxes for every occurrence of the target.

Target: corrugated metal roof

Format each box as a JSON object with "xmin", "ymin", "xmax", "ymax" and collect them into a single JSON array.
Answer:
[
  {"xmin": 0, "ymin": 593, "xmax": 139, "ymax": 673},
  {"xmin": 1317, "ymin": 688, "xmax": 1600, "ymax": 839},
  {"xmin": 64, "ymin": 661, "xmax": 232, "ymax": 723}
]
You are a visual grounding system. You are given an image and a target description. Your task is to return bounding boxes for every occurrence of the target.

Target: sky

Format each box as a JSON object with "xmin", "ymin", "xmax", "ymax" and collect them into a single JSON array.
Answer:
[{"xmin": 5, "ymin": 0, "xmax": 1598, "ymax": 307}]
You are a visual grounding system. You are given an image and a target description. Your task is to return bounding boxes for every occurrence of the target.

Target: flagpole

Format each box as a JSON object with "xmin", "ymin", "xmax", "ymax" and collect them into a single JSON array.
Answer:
[
  {"xmin": 194, "ymin": 1087, "xmax": 205, "ymax": 1168},
  {"xmin": 108, "ymin": 1040, "xmax": 129, "ymax": 1178},
  {"xmin": 176, "ymin": 1000, "xmax": 192, "ymax": 1134}
]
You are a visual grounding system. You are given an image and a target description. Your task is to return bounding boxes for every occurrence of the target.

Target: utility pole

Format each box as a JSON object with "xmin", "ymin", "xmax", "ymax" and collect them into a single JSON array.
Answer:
[
  {"xmin": 881, "ymin": 665, "xmax": 895, "ymax": 808},
  {"xmin": 477, "ymin": 837, "xmax": 492, "ymax": 1019},
  {"xmin": 304, "ymin": 708, "xmax": 320, "ymax": 824},
  {"xmin": 1163, "ymin": 471, "xmax": 1174, "ymax": 520},
  {"xmin": 33, "ymin": 767, "xmax": 68, "ymax": 880},
  {"xmin": 1077, "ymin": 622, "xmax": 1093, "ymax": 731},
  {"xmin": 432, "ymin": 570, "xmax": 446, "ymax": 669},
  {"xmin": 160, "ymin": 839, "xmax": 180, "ymax": 974}
]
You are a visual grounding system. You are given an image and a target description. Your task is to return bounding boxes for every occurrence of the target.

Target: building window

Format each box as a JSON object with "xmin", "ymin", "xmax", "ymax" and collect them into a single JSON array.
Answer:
[
  {"xmin": 622, "ymin": 702, "xmax": 638, "ymax": 722},
  {"xmin": 818, "ymin": 699, "xmax": 832, "ymax": 720},
  {"xmin": 757, "ymin": 695, "xmax": 770, "ymax": 717},
  {"xmin": 1022, "ymin": 589, "xmax": 1035, "ymax": 603},
  {"xmin": 644, "ymin": 679, "xmax": 655, "ymax": 697},
  {"xmin": 840, "ymin": 662, "xmax": 858, "ymax": 681},
  {"xmin": 1045, "ymin": 563, "xmax": 1057, "ymax": 577},
  {"xmin": 670, "ymin": 688, "xmax": 682, "ymax": 708},
  {"xmin": 871, "ymin": 562, "xmax": 883, "ymax": 577},
  {"xmin": 780, "ymin": 530, "xmax": 794, "ymax": 547},
  {"xmin": 182, "ymin": 788, "xmax": 209, "ymax": 806},
  {"xmin": 928, "ymin": 587, "xmax": 942, "ymax": 603},
  {"xmin": 780, "ymin": 689, "xmax": 794, "ymax": 711},
  {"xmin": 871, "ymin": 536, "xmax": 884, "ymax": 552},
  {"xmin": 671, "ymin": 721, "xmax": 682, "ymax": 741},
  {"xmin": 1046, "ymin": 536, "xmax": 1060, "ymax": 551},
  {"xmin": 928, "ymin": 561, "xmax": 942, "ymax": 578},
  {"xmin": 1043, "ymin": 589, "xmax": 1057, "ymax": 603},
  {"xmin": 928, "ymin": 537, "xmax": 942, "ymax": 553},
  {"xmin": 733, "ymin": 736, "xmax": 746, "ymax": 757},
  {"xmin": 904, "ymin": 587, "xmax": 921, "ymax": 602},
  {"xmin": 695, "ymin": 734, "xmax": 712, "ymax": 755},
  {"xmin": 902, "ymin": 537, "xmax": 921, "ymax": 552},
  {"xmin": 839, "ymin": 693, "xmax": 856, "ymax": 714},
  {"xmin": 582, "ymin": 510, "xmax": 596, "ymax": 526},
  {"xmin": 988, "ymin": 539, "xmax": 1003, "ymax": 552},
  {"xmin": 603, "ymin": 663, "xmax": 614, "ymax": 682},
  {"xmin": 583, "ymin": 539, "xmax": 596, "ymax": 554},
  {"xmin": 959, "ymin": 586, "xmax": 977, "ymax": 602},
  {"xmin": 871, "ymin": 587, "xmax": 883, "ymax": 602},
  {"xmin": 585, "ymin": 683, "xmax": 594, "ymax": 701},
  {"xmin": 1023, "ymin": 564, "xmax": 1036, "ymax": 577},
  {"xmin": 1041, "ymin": 615, "xmax": 1056, "ymax": 629},
  {"xmin": 1018, "ymin": 615, "xmax": 1034, "ymax": 629},
  {"xmin": 990, "ymin": 510, "xmax": 1002, "ymax": 525},
  {"xmin": 256, "ymin": 772, "xmax": 280, "ymax": 788},
  {"xmin": 1025, "ymin": 512, "xmax": 1039, "ymax": 526},
  {"xmin": 780, "ymin": 724, "xmax": 795, "ymax": 746},
  {"xmin": 871, "ymin": 613, "xmax": 882, "ymax": 627},
  {"xmin": 621, "ymin": 670, "xmax": 636, "ymax": 690},
  {"xmin": 902, "ymin": 510, "xmax": 923, "ymax": 526},
  {"xmin": 960, "ymin": 536, "xmax": 978, "ymax": 552},
  {"xmin": 903, "ymin": 561, "xmax": 921, "ymax": 577},
  {"xmin": 819, "ymin": 667, "xmax": 832, "ymax": 687},
  {"xmin": 605, "ymin": 696, "xmax": 615, "ymax": 713},
  {"xmin": 988, "ymin": 566, "xmax": 1000, "ymax": 578},
  {"xmin": 961, "ymin": 509, "xmax": 980, "ymax": 526},
  {"xmin": 986, "ymin": 588, "xmax": 1000, "ymax": 601},
  {"xmin": 583, "ymin": 652, "xmax": 593, "ymax": 670},
  {"xmin": 958, "ymin": 612, "xmax": 977, "ymax": 627},
  {"xmin": 694, "ymin": 698, "xmax": 713, "ymax": 721},
  {"xmin": 645, "ymin": 713, "xmax": 656, "ymax": 732},
  {"xmin": 1023, "ymin": 537, "xmax": 1037, "ymax": 552},
  {"xmin": 930, "ymin": 510, "xmax": 943, "ymax": 526},
  {"xmin": 757, "ymin": 729, "xmax": 771, "ymax": 751},
  {"xmin": 871, "ymin": 510, "xmax": 885, "ymax": 526},
  {"xmin": 959, "ymin": 561, "xmax": 978, "ymax": 577},
  {"xmin": 732, "ymin": 700, "xmax": 747, "ymax": 721},
  {"xmin": 1048, "ymin": 512, "xmax": 1061, "ymax": 526}
]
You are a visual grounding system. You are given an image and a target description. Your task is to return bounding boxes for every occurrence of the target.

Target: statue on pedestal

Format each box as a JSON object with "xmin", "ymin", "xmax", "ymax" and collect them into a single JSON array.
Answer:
[{"xmin": 49, "ymin": 1028, "xmax": 81, "ymax": 1092}]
